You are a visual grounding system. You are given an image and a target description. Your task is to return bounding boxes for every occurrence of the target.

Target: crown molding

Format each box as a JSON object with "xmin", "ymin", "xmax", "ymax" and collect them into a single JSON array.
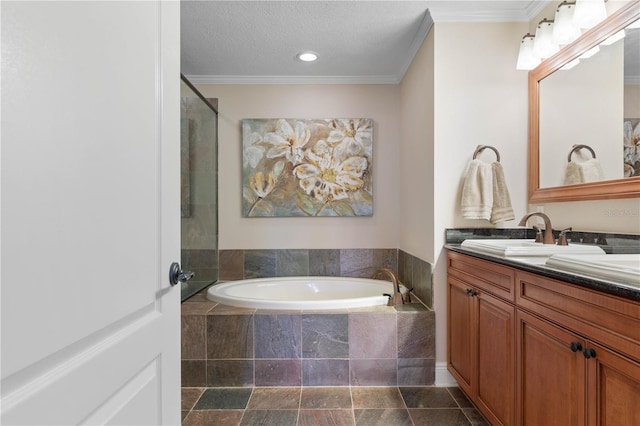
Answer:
[
  {"xmin": 396, "ymin": 10, "xmax": 434, "ymax": 82},
  {"xmin": 524, "ymin": 0, "xmax": 552, "ymax": 20},
  {"xmin": 428, "ymin": 0, "xmax": 551, "ymax": 22},
  {"xmin": 183, "ymin": 74, "xmax": 402, "ymax": 85}
]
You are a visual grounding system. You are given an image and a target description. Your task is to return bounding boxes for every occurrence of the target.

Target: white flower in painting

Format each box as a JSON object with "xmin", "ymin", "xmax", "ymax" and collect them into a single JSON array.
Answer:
[
  {"xmin": 293, "ymin": 140, "xmax": 368, "ymax": 203},
  {"xmin": 243, "ymin": 125, "xmax": 264, "ymax": 169},
  {"xmin": 327, "ymin": 119, "xmax": 372, "ymax": 160},
  {"xmin": 623, "ymin": 121, "xmax": 640, "ymax": 167},
  {"xmin": 249, "ymin": 171, "xmax": 275, "ymax": 198},
  {"xmin": 264, "ymin": 119, "xmax": 310, "ymax": 165}
]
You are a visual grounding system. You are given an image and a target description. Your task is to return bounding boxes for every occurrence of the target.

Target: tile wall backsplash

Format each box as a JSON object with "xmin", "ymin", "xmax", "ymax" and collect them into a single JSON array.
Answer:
[{"xmin": 218, "ymin": 248, "xmax": 432, "ymax": 309}]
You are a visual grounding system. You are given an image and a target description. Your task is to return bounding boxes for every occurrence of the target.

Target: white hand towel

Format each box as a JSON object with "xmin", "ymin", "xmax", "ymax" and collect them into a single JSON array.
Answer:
[
  {"xmin": 563, "ymin": 158, "xmax": 604, "ymax": 185},
  {"xmin": 461, "ymin": 159, "xmax": 493, "ymax": 221},
  {"xmin": 490, "ymin": 162, "xmax": 515, "ymax": 224}
]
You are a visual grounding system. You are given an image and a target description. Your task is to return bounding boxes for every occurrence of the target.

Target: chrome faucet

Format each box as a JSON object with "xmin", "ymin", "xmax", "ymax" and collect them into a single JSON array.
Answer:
[
  {"xmin": 372, "ymin": 268, "xmax": 404, "ymax": 306},
  {"xmin": 518, "ymin": 212, "xmax": 555, "ymax": 244}
]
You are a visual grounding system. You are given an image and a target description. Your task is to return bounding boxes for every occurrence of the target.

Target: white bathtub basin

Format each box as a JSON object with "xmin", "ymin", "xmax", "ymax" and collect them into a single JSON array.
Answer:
[
  {"xmin": 207, "ymin": 276, "xmax": 399, "ymax": 310},
  {"xmin": 545, "ymin": 254, "xmax": 640, "ymax": 286},
  {"xmin": 460, "ymin": 239, "xmax": 605, "ymax": 259}
]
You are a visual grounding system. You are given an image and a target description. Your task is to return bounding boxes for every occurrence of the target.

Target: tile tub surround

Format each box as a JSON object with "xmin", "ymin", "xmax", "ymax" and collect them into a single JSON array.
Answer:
[
  {"xmin": 181, "ymin": 386, "xmax": 489, "ymax": 425},
  {"xmin": 181, "ymin": 290, "xmax": 436, "ymax": 389},
  {"xmin": 218, "ymin": 248, "xmax": 433, "ymax": 309}
]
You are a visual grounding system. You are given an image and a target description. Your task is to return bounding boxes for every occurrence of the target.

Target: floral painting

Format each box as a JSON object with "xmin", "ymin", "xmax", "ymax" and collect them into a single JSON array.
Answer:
[
  {"xmin": 624, "ymin": 119, "xmax": 640, "ymax": 177},
  {"xmin": 242, "ymin": 118, "xmax": 373, "ymax": 217}
]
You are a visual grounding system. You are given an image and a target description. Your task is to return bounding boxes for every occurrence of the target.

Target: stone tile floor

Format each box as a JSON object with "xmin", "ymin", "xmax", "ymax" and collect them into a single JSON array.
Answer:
[{"xmin": 182, "ymin": 386, "xmax": 489, "ymax": 425}]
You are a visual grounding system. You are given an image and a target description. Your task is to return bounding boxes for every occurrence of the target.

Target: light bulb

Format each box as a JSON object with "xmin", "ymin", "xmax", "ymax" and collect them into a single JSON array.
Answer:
[
  {"xmin": 573, "ymin": 0, "xmax": 607, "ymax": 29},
  {"xmin": 553, "ymin": 2, "xmax": 582, "ymax": 45},
  {"xmin": 297, "ymin": 52, "xmax": 318, "ymax": 62},
  {"xmin": 516, "ymin": 34, "xmax": 541, "ymax": 70},
  {"xmin": 534, "ymin": 19, "xmax": 560, "ymax": 59},
  {"xmin": 579, "ymin": 45, "xmax": 600, "ymax": 59},
  {"xmin": 600, "ymin": 29, "xmax": 625, "ymax": 46},
  {"xmin": 561, "ymin": 58, "xmax": 581, "ymax": 70}
]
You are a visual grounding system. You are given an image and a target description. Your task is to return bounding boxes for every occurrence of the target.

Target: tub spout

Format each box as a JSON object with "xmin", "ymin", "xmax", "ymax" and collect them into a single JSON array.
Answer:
[{"xmin": 372, "ymin": 268, "xmax": 404, "ymax": 306}]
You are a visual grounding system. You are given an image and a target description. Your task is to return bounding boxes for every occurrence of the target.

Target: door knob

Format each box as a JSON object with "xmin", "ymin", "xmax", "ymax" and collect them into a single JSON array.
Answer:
[{"xmin": 169, "ymin": 262, "xmax": 194, "ymax": 286}]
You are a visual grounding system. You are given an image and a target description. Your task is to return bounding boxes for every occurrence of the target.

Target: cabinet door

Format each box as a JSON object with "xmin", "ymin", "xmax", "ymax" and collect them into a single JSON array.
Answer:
[
  {"xmin": 448, "ymin": 277, "xmax": 476, "ymax": 397},
  {"xmin": 477, "ymin": 292, "xmax": 515, "ymax": 426},
  {"xmin": 517, "ymin": 311, "xmax": 586, "ymax": 426},
  {"xmin": 586, "ymin": 342, "xmax": 640, "ymax": 426}
]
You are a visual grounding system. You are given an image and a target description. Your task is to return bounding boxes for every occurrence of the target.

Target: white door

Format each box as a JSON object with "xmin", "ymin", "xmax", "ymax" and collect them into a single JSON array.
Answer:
[{"xmin": 1, "ymin": 1, "xmax": 180, "ymax": 425}]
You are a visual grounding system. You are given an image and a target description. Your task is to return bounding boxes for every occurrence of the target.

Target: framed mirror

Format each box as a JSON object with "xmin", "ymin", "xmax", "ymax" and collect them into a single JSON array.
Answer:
[{"xmin": 528, "ymin": 2, "xmax": 640, "ymax": 203}]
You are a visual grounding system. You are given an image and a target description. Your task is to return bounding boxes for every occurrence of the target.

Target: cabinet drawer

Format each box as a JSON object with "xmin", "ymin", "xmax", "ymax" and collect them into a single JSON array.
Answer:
[
  {"xmin": 516, "ymin": 270, "xmax": 640, "ymax": 362},
  {"xmin": 448, "ymin": 252, "xmax": 515, "ymax": 302}
]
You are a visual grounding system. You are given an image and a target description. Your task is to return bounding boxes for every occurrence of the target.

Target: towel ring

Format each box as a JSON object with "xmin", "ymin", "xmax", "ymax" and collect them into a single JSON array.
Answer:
[
  {"xmin": 473, "ymin": 145, "xmax": 500, "ymax": 162},
  {"xmin": 567, "ymin": 144, "xmax": 596, "ymax": 162}
]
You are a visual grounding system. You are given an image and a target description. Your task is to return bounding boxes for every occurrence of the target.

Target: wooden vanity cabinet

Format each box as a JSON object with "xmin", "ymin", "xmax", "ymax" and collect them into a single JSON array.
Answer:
[
  {"xmin": 447, "ymin": 252, "xmax": 516, "ymax": 426},
  {"xmin": 516, "ymin": 309, "xmax": 586, "ymax": 425},
  {"xmin": 448, "ymin": 251, "xmax": 640, "ymax": 426},
  {"xmin": 517, "ymin": 310, "xmax": 640, "ymax": 426},
  {"xmin": 517, "ymin": 270, "xmax": 640, "ymax": 426},
  {"xmin": 586, "ymin": 341, "xmax": 640, "ymax": 426}
]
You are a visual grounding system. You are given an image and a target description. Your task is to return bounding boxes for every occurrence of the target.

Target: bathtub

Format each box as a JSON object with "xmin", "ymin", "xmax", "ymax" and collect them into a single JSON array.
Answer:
[{"xmin": 206, "ymin": 276, "xmax": 401, "ymax": 310}]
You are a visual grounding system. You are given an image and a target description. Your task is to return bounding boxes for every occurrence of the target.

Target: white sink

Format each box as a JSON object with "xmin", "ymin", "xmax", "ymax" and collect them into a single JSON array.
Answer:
[
  {"xmin": 545, "ymin": 254, "xmax": 640, "ymax": 286},
  {"xmin": 460, "ymin": 239, "xmax": 606, "ymax": 258}
]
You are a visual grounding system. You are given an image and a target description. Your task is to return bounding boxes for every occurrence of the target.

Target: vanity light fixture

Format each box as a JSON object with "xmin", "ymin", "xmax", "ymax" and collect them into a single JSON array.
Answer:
[
  {"xmin": 514, "ymin": 0, "xmax": 610, "ymax": 71},
  {"xmin": 579, "ymin": 45, "xmax": 600, "ymax": 58},
  {"xmin": 516, "ymin": 33, "xmax": 541, "ymax": 70},
  {"xmin": 296, "ymin": 51, "xmax": 318, "ymax": 62},
  {"xmin": 627, "ymin": 19, "xmax": 640, "ymax": 29},
  {"xmin": 553, "ymin": 1, "xmax": 582, "ymax": 45},
  {"xmin": 600, "ymin": 29, "xmax": 625, "ymax": 45},
  {"xmin": 573, "ymin": 0, "xmax": 607, "ymax": 29},
  {"xmin": 533, "ymin": 19, "xmax": 560, "ymax": 58},
  {"xmin": 560, "ymin": 58, "xmax": 581, "ymax": 70}
]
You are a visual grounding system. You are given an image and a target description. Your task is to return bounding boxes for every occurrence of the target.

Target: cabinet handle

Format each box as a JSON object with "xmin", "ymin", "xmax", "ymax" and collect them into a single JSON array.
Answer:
[
  {"xmin": 569, "ymin": 342, "xmax": 583, "ymax": 352},
  {"xmin": 583, "ymin": 348, "xmax": 597, "ymax": 359},
  {"xmin": 465, "ymin": 288, "xmax": 478, "ymax": 297},
  {"xmin": 466, "ymin": 288, "xmax": 472, "ymax": 295}
]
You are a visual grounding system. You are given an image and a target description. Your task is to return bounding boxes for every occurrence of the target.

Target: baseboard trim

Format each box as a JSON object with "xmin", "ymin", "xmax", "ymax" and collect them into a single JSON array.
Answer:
[{"xmin": 434, "ymin": 362, "xmax": 458, "ymax": 387}]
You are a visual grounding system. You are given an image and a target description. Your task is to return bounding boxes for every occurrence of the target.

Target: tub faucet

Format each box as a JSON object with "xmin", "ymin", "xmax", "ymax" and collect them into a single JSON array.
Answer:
[
  {"xmin": 372, "ymin": 268, "xmax": 404, "ymax": 306},
  {"xmin": 518, "ymin": 212, "xmax": 555, "ymax": 244}
]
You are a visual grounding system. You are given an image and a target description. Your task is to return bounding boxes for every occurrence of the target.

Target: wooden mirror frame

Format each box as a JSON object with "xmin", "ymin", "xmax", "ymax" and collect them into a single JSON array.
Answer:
[{"xmin": 528, "ymin": 1, "xmax": 640, "ymax": 203}]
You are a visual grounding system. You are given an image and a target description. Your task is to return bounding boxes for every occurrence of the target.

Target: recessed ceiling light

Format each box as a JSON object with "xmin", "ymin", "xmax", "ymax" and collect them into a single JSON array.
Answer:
[{"xmin": 297, "ymin": 51, "xmax": 318, "ymax": 62}]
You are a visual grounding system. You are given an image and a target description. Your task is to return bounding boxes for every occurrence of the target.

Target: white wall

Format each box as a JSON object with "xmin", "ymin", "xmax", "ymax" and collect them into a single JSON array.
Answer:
[
  {"xmin": 195, "ymin": 84, "xmax": 401, "ymax": 250},
  {"xmin": 399, "ymin": 25, "xmax": 435, "ymax": 262},
  {"xmin": 625, "ymin": 85, "xmax": 640, "ymax": 118},
  {"xmin": 431, "ymin": 21, "xmax": 531, "ymax": 363},
  {"xmin": 531, "ymin": 199, "xmax": 640, "ymax": 233}
]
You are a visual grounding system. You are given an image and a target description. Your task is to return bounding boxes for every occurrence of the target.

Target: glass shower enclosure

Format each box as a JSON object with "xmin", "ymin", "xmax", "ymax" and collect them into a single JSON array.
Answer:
[{"xmin": 180, "ymin": 75, "xmax": 218, "ymax": 301}]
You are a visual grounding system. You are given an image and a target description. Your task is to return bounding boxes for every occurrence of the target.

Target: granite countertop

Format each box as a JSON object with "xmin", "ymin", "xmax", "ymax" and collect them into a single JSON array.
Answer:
[{"xmin": 445, "ymin": 228, "xmax": 640, "ymax": 302}]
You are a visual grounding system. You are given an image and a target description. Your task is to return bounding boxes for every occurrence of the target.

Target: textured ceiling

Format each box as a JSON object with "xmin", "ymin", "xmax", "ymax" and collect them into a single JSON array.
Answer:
[{"xmin": 181, "ymin": 1, "xmax": 549, "ymax": 84}]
